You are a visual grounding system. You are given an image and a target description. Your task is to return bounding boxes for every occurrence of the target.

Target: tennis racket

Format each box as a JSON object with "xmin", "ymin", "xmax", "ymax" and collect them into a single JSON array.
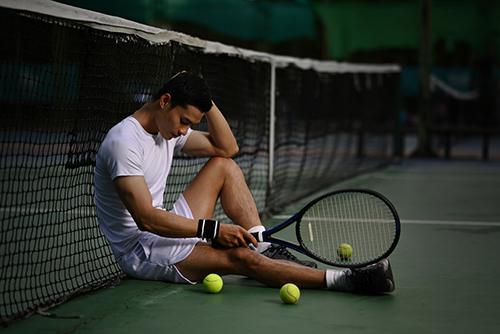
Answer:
[{"xmin": 253, "ymin": 189, "xmax": 400, "ymax": 268}]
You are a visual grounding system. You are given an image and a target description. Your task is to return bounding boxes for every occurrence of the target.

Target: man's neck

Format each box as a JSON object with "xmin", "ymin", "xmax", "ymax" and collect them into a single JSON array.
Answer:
[{"xmin": 133, "ymin": 103, "xmax": 158, "ymax": 134}]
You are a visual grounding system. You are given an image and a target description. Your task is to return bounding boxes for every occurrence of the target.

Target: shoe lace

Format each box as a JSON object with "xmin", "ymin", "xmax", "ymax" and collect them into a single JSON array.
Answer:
[{"xmin": 269, "ymin": 245, "xmax": 300, "ymax": 261}]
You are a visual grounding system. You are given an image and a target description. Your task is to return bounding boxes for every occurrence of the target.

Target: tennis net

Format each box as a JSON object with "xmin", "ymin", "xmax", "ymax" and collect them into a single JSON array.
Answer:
[{"xmin": 0, "ymin": 0, "xmax": 400, "ymax": 323}]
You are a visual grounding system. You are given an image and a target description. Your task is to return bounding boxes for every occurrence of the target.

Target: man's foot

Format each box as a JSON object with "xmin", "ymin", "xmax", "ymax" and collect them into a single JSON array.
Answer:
[
  {"xmin": 348, "ymin": 259, "xmax": 395, "ymax": 294},
  {"xmin": 261, "ymin": 244, "xmax": 318, "ymax": 268}
]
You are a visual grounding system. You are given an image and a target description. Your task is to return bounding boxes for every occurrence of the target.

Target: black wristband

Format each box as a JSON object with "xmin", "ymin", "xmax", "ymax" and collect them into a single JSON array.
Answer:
[{"xmin": 197, "ymin": 219, "xmax": 219, "ymax": 240}]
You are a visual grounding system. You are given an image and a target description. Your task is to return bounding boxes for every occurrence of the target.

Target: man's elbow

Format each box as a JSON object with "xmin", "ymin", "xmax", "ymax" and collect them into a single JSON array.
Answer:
[
  {"xmin": 135, "ymin": 218, "xmax": 151, "ymax": 232},
  {"xmin": 226, "ymin": 144, "xmax": 239, "ymax": 158},
  {"xmin": 217, "ymin": 143, "xmax": 239, "ymax": 158},
  {"xmin": 136, "ymin": 220, "xmax": 150, "ymax": 232},
  {"xmin": 133, "ymin": 210, "xmax": 155, "ymax": 233}
]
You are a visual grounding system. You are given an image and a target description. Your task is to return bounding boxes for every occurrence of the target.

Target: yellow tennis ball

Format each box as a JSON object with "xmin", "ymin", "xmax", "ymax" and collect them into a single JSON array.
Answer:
[
  {"xmin": 337, "ymin": 243, "xmax": 353, "ymax": 260},
  {"xmin": 280, "ymin": 283, "xmax": 300, "ymax": 304},
  {"xmin": 203, "ymin": 273, "xmax": 223, "ymax": 293}
]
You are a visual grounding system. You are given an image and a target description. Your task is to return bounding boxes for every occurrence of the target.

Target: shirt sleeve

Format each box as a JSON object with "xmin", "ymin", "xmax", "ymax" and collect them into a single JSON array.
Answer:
[
  {"xmin": 104, "ymin": 137, "xmax": 144, "ymax": 180},
  {"xmin": 174, "ymin": 127, "xmax": 193, "ymax": 151}
]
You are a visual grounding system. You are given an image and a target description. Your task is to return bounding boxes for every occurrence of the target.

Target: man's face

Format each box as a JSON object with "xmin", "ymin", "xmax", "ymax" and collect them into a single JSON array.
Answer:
[{"xmin": 157, "ymin": 103, "xmax": 204, "ymax": 140}]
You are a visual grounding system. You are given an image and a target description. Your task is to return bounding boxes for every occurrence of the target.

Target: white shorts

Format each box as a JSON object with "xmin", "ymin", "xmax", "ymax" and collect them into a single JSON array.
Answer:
[{"xmin": 117, "ymin": 194, "xmax": 203, "ymax": 284}]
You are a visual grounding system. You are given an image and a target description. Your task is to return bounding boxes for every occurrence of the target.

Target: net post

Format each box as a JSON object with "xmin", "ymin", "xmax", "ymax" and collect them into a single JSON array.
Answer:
[{"xmin": 268, "ymin": 59, "xmax": 276, "ymax": 192}]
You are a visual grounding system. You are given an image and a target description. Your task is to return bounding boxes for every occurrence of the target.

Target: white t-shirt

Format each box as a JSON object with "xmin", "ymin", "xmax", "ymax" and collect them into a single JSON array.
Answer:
[{"xmin": 94, "ymin": 116, "xmax": 192, "ymax": 258}]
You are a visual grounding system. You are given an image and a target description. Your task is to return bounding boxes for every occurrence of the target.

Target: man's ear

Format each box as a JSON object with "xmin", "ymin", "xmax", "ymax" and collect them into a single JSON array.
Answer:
[{"xmin": 160, "ymin": 93, "xmax": 172, "ymax": 109}]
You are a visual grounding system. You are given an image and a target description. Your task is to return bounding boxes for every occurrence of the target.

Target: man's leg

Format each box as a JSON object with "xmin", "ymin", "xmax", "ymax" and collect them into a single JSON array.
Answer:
[
  {"xmin": 183, "ymin": 157, "xmax": 318, "ymax": 268},
  {"xmin": 176, "ymin": 244, "xmax": 395, "ymax": 294},
  {"xmin": 176, "ymin": 243, "xmax": 325, "ymax": 288},
  {"xmin": 177, "ymin": 158, "xmax": 394, "ymax": 293},
  {"xmin": 183, "ymin": 157, "xmax": 261, "ymax": 229}
]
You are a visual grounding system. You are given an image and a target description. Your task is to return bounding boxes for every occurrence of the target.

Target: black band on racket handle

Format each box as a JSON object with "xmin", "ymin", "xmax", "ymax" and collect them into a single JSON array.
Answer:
[
  {"xmin": 197, "ymin": 219, "xmax": 219, "ymax": 240},
  {"xmin": 250, "ymin": 232, "xmax": 264, "ymax": 242}
]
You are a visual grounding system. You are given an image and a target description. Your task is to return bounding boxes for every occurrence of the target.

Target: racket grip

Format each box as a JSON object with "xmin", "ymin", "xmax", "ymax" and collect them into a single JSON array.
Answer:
[{"xmin": 251, "ymin": 232, "xmax": 263, "ymax": 242}]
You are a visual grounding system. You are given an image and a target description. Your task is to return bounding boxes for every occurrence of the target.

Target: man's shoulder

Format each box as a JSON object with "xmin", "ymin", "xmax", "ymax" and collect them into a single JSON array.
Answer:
[
  {"xmin": 99, "ymin": 117, "xmax": 144, "ymax": 155},
  {"xmin": 104, "ymin": 117, "xmax": 142, "ymax": 145},
  {"xmin": 107, "ymin": 116, "xmax": 138, "ymax": 137}
]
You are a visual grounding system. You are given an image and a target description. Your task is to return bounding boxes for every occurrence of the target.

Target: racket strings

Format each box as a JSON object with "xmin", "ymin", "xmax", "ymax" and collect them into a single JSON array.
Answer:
[{"xmin": 299, "ymin": 192, "xmax": 397, "ymax": 266}]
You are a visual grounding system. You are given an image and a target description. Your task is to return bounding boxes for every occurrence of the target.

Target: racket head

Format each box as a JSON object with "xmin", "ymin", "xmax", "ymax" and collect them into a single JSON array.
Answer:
[{"xmin": 295, "ymin": 189, "xmax": 400, "ymax": 268}]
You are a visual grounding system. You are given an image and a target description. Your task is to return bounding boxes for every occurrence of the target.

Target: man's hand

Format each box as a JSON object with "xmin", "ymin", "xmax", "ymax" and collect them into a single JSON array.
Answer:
[{"xmin": 215, "ymin": 224, "xmax": 258, "ymax": 248}]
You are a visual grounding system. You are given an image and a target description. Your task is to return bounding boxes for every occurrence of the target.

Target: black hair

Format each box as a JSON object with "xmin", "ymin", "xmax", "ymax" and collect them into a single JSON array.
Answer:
[{"xmin": 153, "ymin": 71, "xmax": 212, "ymax": 113}]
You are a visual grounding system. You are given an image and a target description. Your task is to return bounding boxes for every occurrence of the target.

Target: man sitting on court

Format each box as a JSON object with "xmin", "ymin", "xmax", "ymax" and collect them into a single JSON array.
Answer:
[{"xmin": 94, "ymin": 71, "xmax": 395, "ymax": 294}]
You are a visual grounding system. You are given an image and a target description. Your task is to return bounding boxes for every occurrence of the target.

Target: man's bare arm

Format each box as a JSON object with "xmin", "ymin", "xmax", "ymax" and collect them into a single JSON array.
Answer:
[
  {"xmin": 114, "ymin": 175, "xmax": 198, "ymax": 237},
  {"xmin": 113, "ymin": 175, "xmax": 256, "ymax": 247},
  {"xmin": 182, "ymin": 102, "xmax": 239, "ymax": 157}
]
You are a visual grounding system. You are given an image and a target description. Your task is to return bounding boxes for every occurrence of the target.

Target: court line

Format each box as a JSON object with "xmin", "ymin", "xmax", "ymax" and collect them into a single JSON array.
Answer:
[
  {"xmin": 401, "ymin": 219, "xmax": 500, "ymax": 227},
  {"xmin": 370, "ymin": 173, "xmax": 500, "ymax": 182},
  {"xmin": 271, "ymin": 215, "xmax": 500, "ymax": 227}
]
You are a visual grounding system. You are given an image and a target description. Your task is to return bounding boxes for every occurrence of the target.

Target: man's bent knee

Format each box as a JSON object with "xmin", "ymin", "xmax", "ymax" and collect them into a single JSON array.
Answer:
[
  {"xmin": 217, "ymin": 157, "xmax": 245, "ymax": 183},
  {"xmin": 226, "ymin": 247, "xmax": 263, "ymax": 274},
  {"xmin": 207, "ymin": 156, "xmax": 240, "ymax": 175},
  {"xmin": 176, "ymin": 244, "xmax": 262, "ymax": 281}
]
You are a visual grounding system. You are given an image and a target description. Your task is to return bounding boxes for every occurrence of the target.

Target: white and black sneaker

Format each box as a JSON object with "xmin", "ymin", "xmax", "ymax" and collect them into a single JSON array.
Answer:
[
  {"xmin": 348, "ymin": 259, "xmax": 395, "ymax": 294},
  {"xmin": 261, "ymin": 244, "xmax": 318, "ymax": 268}
]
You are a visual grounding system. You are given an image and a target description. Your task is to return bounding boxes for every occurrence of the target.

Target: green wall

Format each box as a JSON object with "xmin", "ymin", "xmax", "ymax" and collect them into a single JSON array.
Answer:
[
  {"xmin": 313, "ymin": 0, "xmax": 499, "ymax": 60},
  {"xmin": 55, "ymin": 0, "xmax": 500, "ymax": 61},
  {"xmin": 314, "ymin": 1, "xmax": 419, "ymax": 59},
  {"xmin": 56, "ymin": 0, "xmax": 317, "ymax": 43}
]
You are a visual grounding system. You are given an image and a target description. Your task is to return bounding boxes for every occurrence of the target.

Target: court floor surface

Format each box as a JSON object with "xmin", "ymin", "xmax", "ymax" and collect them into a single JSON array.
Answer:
[{"xmin": 3, "ymin": 159, "xmax": 500, "ymax": 334}]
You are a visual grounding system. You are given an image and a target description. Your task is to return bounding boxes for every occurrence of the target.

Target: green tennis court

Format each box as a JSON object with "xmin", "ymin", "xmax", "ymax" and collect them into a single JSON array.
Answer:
[
  {"xmin": 3, "ymin": 160, "xmax": 500, "ymax": 334},
  {"xmin": 2, "ymin": 1, "xmax": 500, "ymax": 333}
]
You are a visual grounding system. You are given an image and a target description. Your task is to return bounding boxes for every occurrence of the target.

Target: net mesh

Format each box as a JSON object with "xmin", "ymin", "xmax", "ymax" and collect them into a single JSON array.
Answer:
[
  {"xmin": 0, "ymin": 3, "xmax": 399, "ymax": 323},
  {"xmin": 269, "ymin": 68, "xmax": 398, "ymax": 212}
]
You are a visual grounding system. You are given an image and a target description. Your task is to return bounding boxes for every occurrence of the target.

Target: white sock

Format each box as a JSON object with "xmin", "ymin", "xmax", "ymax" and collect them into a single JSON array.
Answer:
[
  {"xmin": 247, "ymin": 225, "xmax": 271, "ymax": 253},
  {"xmin": 325, "ymin": 269, "xmax": 354, "ymax": 291}
]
